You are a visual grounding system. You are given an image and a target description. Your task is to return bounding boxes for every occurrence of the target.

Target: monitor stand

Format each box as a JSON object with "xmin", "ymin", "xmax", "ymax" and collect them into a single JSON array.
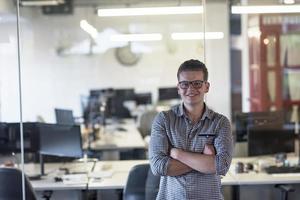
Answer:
[{"xmin": 40, "ymin": 153, "xmax": 45, "ymax": 176}]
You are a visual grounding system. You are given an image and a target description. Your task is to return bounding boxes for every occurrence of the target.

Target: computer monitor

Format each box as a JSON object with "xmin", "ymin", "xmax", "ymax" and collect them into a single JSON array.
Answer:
[
  {"xmin": 0, "ymin": 123, "xmax": 40, "ymax": 154},
  {"xmin": 110, "ymin": 88, "xmax": 135, "ymax": 119},
  {"xmin": 84, "ymin": 88, "xmax": 115, "ymax": 124},
  {"xmin": 135, "ymin": 93, "xmax": 152, "ymax": 105},
  {"xmin": 38, "ymin": 123, "xmax": 83, "ymax": 175},
  {"xmin": 55, "ymin": 108, "xmax": 75, "ymax": 125},
  {"xmin": 247, "ymin": 125, "xmax": 295, "ymax": 156},
  {"xmin": 158, "ymin": 87, "xmax": 179, "ymax": 101},
  {"xmin": 38, "ymin": 123, "xmax": 83, "ymax": 158},
  {"xmin": 0, "ymin": 123, "xmax": 9, "ymax": 153},
  {"xmin": 234, "ymin": 111, "xmax": 284, "ymax": 142}
]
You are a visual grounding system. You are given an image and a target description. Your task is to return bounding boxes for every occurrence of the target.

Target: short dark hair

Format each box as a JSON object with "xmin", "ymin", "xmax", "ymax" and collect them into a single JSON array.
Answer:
[{"xmin": 177, "ymin": 59, "xmax": 208, "ymax": 81}]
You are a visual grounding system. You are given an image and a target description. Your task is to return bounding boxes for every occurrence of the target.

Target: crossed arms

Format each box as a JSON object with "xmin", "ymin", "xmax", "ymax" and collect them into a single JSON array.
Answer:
[
  {"xmin": 149, "ymin": 113, "xmax": 233, "ymax": 177},
  {"xmin": 167, "ymin": 144, "xmax": 216, "ymax": 176}
]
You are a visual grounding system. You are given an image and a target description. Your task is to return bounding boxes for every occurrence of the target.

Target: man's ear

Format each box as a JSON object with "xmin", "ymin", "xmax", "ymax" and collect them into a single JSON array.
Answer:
[{"xmin": 204, "ymin": 82, "xmax": 210, "ymax": 93}]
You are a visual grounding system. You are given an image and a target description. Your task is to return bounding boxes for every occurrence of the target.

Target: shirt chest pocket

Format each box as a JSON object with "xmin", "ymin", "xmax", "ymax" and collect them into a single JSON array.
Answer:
[{"xmin": 193, "ymin": 134, "xmax": 216, "ymax": 153}]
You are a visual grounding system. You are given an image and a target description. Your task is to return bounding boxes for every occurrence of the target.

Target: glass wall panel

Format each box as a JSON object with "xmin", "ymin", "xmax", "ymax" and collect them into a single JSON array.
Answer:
[
  {"xmin": 231, "ymin": 0, "xmax": 300, "ymax": 159},
  {"xmin": 0, "ymin": 0, "xmax": 25, "ymax": 199},
  {"xmin": 16, "ymin": 0, "xmax": 230, "ymax": 199}
]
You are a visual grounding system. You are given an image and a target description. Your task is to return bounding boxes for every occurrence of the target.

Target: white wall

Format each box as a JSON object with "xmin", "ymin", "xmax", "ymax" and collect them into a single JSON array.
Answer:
[
  {"xmin": 0, "ymin": 1, "xmax": 231, "ymax": 122},
  {"xmin": 205, "ymin": 2, "xmax": 231, "ymax": 118},
  {"xmin": 0, "ymin": 23, "xmax": 20, "ymax": 122}
]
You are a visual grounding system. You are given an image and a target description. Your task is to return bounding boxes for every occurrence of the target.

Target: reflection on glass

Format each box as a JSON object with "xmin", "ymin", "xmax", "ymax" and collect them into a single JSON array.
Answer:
[
  {"xmin": 266, "ymin": 35, "xmax": 276, "ymax": 67},
  {"xmin": 288, "ymin": 71, "xmax": 300, "ymax": 133},
  {"xmin": 280, "ymin": 34, "xmax": 300, "ymax": 67},
  {"xmin": 267, "ymin": 71, "xmax": 276, "ymax": 111}
]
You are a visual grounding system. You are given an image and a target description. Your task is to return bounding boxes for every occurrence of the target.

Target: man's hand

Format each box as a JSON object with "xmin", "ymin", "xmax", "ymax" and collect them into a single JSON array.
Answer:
[
  {"xmin": 203, "ymin": 144, "xmax": 216, "ymax": 155},
  {"xmin": 167, "ymin": 148, "xmax": 192, "ymax": 176},
  {"xmin": 170, "ymin": 148, "xmax": 183, "ymax": 160}
]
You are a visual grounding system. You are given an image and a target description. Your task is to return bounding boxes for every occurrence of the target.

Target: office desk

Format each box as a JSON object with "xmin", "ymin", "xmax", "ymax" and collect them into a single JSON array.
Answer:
[
  {"xmin": 88, "ymin": 160, "xmax": 149, "ymax": 190},
  {"xmin": 229, "ymin": 156, "xmax": 300, "ymax": 185},
  {"xmin": 23, "ymin": 162, "xmax": 94, "ymax": 191},
  {"xmin": 88, "ymin": 122, "xmax": 146, "ymax": 151},
  {"xmin": 26, "ymin": 157, "xmax": 300, "ymax": 191},
  {"xmin": 22, "ymin": 157, "xmax": 300, "ymax": 200},
  {"xmin": 88, "ymin": 160, "xmax": 237, "ymax": 190},
  {"xmin": 228, "ymin": 156, "xmax": 300, "ymax": 200}
]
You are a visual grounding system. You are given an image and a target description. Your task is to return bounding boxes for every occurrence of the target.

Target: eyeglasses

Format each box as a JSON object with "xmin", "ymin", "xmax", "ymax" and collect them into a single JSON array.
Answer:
[{"xmin": 178, "ymin": 80, "xmax": 205, "ymax": 89}]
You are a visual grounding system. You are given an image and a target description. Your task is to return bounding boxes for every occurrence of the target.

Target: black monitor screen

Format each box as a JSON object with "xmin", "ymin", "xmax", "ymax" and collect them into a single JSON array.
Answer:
[
  {"xmin": 248, "ymin": 125, "xmax": 295, "ymax": 156},
  {"xmin": 0, "ymin": 123, "xmax": 39, "ymax": 153},
  {"xmin": 158, "ymin": 87, "xmax": 179, "ymax": 101},
  {"xmin": 135, "ymin": 93, "xmax": 152, "ymax": 105},
  {"xmin": 84, "ymin": 88, "xmax": 115, "ymax": 124},
  {"xmin": 55, "ymin": 108, "xmax": 74, "ymax": 125},
  {"xmin": 110, "ymin": 88, "xmax": 135, "ymax": 118},
  {"xmin": 0, "ymin": 123, "xmax": 9, "ymax": 153},
  {"xmin": 39, "ymin": 123, "xmax": 82, "ymax": 158},
  {"xmin": 234, "ymin": 111, "xmax": 284, "ymax": 142}
]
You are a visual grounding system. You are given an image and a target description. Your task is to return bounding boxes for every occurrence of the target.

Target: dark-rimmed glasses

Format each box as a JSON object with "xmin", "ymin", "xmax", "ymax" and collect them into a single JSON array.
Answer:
[{"xmin": 178, "ymin": 80, "xmax": 205, "ymax": 89}]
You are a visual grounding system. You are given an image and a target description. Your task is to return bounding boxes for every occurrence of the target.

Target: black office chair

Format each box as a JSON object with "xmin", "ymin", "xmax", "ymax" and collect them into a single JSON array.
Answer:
[
  {"xmin": 0, "ymin": 167, "xmax": 37, "ymax": 200},
  {"xmin": 275, "ymin": 184, "xmax": 295, "ymax": 200},
  {"xmin": 123, "ymin": 164, "xmax": 160, "ymax": 200},
  {"xmin": 137, "ymin": 110, "xmax": 158, "ymax": 138}
]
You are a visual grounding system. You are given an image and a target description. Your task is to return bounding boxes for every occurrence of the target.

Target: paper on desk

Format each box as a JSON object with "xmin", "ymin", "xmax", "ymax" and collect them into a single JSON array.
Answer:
[
  {"xmin": 89, "ymin": 170, "xmax": 113, "ymax": 178},
  {"xmin": 62, "ymin": 174, "xmax": 88, "ymax": 185}
]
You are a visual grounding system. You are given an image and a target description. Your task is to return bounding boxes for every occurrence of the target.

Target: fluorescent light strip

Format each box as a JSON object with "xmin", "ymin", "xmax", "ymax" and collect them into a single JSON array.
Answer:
[
  {"xmin": 80, "ymin": 20, "xmax": 98, "ymax": 39},
  {"xmin": 98, "ymin": 6, "xmax": 203, "ymax": 17},
  {"xmin": 283, "ymin": 0, "xmax": 295, "ymax": 4},
  {"xmin": 171, "ymin": 32, "xmax": 224, "ymax": 40},
  {"xmin": 20, "ymin": 0, "xmax": 64, "ymax": 6},
  {"xmin": 110, "ymin": 33, "xmax": 162, "ymax": 42},
  {"xmin": 232, "ymin": 5, "xmax": 300, "ymax": 14}
]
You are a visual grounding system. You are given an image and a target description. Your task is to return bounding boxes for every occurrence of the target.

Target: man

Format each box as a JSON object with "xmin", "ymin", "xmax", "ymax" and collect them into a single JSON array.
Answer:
[{"xmin": 149, "ymin": 59, "xmax": 233, "ymax": 200}]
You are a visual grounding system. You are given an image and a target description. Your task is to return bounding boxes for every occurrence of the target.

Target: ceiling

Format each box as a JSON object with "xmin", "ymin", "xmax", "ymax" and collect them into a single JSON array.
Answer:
[{"xmin": 19, "ymin": 0, "xmax": 300, "ymax": 8}]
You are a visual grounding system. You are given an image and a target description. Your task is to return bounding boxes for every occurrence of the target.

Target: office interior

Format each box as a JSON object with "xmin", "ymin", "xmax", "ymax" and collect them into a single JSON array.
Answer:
[{"xmin": 1, "ymin": 0, "xmax": 300, "ymax": 199}]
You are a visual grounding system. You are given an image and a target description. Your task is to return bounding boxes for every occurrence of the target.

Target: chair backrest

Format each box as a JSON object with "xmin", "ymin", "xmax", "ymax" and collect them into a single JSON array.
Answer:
[
  {"xmin": 0, "ymin": 167, "xmax": 37, "ymax": 200},
  {"xmin": 138, "ymin": 110, "xmax": 158, "ymax": 138},
  {"xmin": 123, "ymin": 164, "xmax": 160, "ymax": 200}
]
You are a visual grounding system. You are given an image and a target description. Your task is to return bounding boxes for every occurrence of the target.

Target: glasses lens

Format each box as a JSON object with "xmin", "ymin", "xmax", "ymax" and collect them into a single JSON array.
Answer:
[
  {"xmin": 179, "ymin": 81, "xmax": 189, "ymax": 89},
  {"xmin": 192, "ymin": 80, "xmax": 203, "ymax": 88}
]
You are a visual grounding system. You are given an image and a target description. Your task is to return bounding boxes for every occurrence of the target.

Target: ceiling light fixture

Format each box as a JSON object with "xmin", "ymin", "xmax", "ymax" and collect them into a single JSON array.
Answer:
[
  {"xmin": 283, "ymin": 0, "xmax": 295, "ymax": 4},
  {"xmin": 171, "ymin": 32, "xmax": 224, "ymax": 40},
  {"xmin": 110, "ymin": 33, "xmax": 162, "ymax": 42},
  {"xmin": 80, "ymin": 20, "xmax": 98, "ymax": 39},
  {"xmin": 20, "ymin": 0, "xmax": 64, "ymax": 6},
  {"xmin": 97, "ymin": 6, "xmax": 203, "ymax": 17},
  {"xmin": 232, "ymin": 5, "xmax": 300, "ymax": 14}
]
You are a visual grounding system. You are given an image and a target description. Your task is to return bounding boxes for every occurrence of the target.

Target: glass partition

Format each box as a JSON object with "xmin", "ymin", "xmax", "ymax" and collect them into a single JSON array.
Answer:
[
  {"xmin": 0, "ymin": 0, "xmax": 26, "ymax": 199},
  {"xmin": 231, "ymin": 1, "xmax": 300, "ymax": 159},
  {"xmin": 15, "ymin": 0, "xmax": 231, "ymax": 199},
  {"xmin": 0, "ymin": 0, "xmax": 20, "ymax": 162}
]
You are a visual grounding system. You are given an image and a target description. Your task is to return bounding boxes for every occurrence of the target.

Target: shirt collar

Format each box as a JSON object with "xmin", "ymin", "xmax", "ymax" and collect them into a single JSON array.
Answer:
[{"xmin": 174, "ymin": 102, "xmax": 213, "ymax": 120}]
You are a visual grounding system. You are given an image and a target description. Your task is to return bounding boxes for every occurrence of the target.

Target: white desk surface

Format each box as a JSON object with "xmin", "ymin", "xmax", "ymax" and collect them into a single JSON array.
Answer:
[
  {"xmin": 88, "ymin": 121, "xmax": 146, "ymax": 150},
  {"xmin": 23, "ymin": 156, "xmax": 300, "ymax": 191},
  {"xmin": 23, "ymin": 162, "xmax": 94, "ymax": 191},
  {"xmin": 88, "ymin": 160, "xmax": 237, "ymax": 189},
  {"xmin": 229, "ymin": 156, "xmax": 300, "ymax": 185},
  {"xmin": 88, "ymin": 160, "xmax": 149, "ymax": 190}
]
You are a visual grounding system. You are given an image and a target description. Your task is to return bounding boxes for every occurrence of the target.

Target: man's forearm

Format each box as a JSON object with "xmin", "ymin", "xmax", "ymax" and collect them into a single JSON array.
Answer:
[
  {"xmin": 166, "ymin": 158, "xmax": 192, "ymax": 176},
  {"xmin": 173, "ymin": 150, "xmax": 216, "ymax": 174}
]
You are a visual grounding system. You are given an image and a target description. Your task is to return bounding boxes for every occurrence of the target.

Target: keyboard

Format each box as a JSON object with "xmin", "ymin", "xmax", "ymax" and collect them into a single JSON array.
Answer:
[{"xmin": 265, "ymin": 166, "xmax": 300, "ymax": 174}]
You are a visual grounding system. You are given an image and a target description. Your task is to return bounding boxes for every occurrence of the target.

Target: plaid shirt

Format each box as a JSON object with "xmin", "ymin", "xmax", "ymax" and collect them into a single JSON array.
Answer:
[{"xmin": 149, "ymin": 103, "xmax": 233, "ymax": 200}]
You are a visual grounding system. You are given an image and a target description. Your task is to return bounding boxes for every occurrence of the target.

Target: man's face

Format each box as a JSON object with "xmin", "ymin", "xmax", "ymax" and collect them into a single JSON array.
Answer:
[{"xmin": 177, "ymin": 70, "xmax": 209, "ymax": 107}]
